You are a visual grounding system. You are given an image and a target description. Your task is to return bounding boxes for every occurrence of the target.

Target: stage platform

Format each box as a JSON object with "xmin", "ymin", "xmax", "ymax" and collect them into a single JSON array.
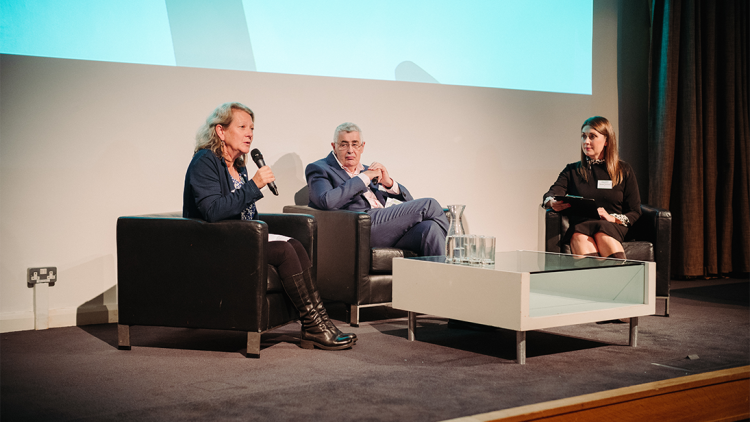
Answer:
[{"xmin": 1, "ymin": 278, "xmax": 747, "ymax": 421}]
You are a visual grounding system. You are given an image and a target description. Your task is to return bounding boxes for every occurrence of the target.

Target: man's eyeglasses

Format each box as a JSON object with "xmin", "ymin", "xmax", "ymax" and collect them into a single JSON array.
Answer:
[{"xmin": 336, "ymin": 142, "xmax": 363, "ymax": 151}]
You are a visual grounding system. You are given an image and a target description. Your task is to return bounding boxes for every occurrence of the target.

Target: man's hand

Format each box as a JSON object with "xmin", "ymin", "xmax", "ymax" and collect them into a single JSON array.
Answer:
[
  {"xmin": 363, "ymin": 168, "xmax": 382, "ymax": 182},
  {"xmin": 251, "ymin": 166, "xmax": 275, "ymax": 190},
  {"xmin": 368, "ymin": 162, "xmax": 393, "ymax": 188}
]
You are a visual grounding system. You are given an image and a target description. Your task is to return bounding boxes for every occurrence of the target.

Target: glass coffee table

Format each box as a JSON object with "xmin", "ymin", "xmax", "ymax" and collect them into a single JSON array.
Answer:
[{"xmin": 392, "ymin": 250, "xmax": 655, "ymax": 364}]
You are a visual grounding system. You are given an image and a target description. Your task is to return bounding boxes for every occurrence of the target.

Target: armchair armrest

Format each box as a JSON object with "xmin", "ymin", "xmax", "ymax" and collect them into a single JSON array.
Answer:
[
  {"xmin": 630, "ymin": 204, "xmax": 672, "ymax": 297},
  {"xmin": 544, "ymin": 209, "xmax": 563, "ymax": 253},
  {"xmin": 259, "ymin": 213, "xmax": 317, "ymax": 275},
  {"xmin": 628, "ymin": 205, "xmax": 671, "ymax": 243},
  {"xmin": 283, "ymin": 205, "xmax": 371, "ymax": 304},
  {"xmin": 117, "ymin": 215, "xmax": 269, "ymax": 331}
]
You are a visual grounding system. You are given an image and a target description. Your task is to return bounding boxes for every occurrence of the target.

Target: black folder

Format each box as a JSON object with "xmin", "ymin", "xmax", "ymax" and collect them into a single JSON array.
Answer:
[{"xmin": 554, "ymin": 195, "xmax": 600, "ymax": 219}]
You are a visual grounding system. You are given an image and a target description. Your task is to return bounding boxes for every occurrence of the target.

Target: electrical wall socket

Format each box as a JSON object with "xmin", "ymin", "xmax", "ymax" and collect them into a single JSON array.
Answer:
[{"xmin": 28, "ymin": 267, "xmax": 57, "ymax": 288}]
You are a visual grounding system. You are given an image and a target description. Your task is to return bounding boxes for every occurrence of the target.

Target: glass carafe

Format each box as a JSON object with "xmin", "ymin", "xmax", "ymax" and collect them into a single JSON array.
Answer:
[
  {"xmin": 446, "ymin": 204, "xmax": 466, "ymax": 237},
  {"xmin": 445, "ymin": 205, "xmax": 467, "ymax": 260}
]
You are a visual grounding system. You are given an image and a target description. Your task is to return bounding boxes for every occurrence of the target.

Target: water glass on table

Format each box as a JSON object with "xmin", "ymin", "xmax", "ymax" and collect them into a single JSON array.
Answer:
[
  {"xmin": 480, "ymin": 236, "xmax": 496, "ymax": 266},
  {"xmin": 466, "ymin": 235, "xmax": 480, "ymax": 265}
]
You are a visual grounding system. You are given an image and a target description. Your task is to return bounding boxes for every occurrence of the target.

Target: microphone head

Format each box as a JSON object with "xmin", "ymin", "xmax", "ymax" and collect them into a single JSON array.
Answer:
[
  {"xmin": 250, "ymin": 148, "xmax": 264, "ymax": 166},
  {"xmin": 249, "ymin": 148, "xmax": 277, "ymax": 195}
]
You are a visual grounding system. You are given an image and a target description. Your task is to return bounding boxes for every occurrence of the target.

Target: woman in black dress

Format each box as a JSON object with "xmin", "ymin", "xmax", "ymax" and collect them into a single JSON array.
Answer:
[
  {"xmin": 542, "ymin": 116, "xmax": 641, "ymax": 259},
  {"xmin": 183, "ymin": 102, "xmax": 355, "ymax": 350}
]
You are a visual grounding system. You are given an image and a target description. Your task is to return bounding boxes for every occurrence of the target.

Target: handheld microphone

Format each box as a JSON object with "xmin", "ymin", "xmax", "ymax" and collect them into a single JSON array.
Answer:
[
  {"xmin": 369, "ymin": 164, "xmax": 379, "ymax": 185},
  {"xmin": 250, "ymin": 148, "xmax": 279, "ymax": 196}
]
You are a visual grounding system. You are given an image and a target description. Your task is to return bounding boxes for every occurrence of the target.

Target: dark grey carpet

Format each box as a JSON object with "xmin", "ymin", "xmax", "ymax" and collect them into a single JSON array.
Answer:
[{"xmin": 2, "ymin": 279, "xmax": 748, "ymax": 421}]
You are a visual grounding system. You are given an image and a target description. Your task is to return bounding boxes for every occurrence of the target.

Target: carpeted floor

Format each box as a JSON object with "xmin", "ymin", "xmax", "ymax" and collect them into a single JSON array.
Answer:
[{"xmin": 1, "ymin": 278, "xmax": 748, "ymax": 421}]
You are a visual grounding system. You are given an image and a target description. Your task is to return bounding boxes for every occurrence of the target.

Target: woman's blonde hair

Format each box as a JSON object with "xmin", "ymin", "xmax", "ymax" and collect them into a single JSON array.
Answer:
[
  {"xmin": 577, "ymin": 116, "xmax": 623, "ymax": 186},
  {"xmin": 194, "ymin": 102, "xmax": 255, "ymax": 169}
]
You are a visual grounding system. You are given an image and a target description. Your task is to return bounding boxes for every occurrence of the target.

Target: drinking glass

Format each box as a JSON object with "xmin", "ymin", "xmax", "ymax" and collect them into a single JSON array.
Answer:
[
  {"xmin": 480, "ymin": 236, "xmax": 496, "ymax": 266},
  {"xmin": 466, "ymin": 235, "xmax": 480, "ymax": 265}
]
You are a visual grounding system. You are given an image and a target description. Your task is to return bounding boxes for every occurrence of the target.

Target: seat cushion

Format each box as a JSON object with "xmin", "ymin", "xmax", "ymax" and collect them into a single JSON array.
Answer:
[
  {"xmin": 623, "ymin": 241, "xmax": 654, "ymax": 262},
  {"xmin": 371, "ymin": 247, "xmax": 418, "ymax": 274}
]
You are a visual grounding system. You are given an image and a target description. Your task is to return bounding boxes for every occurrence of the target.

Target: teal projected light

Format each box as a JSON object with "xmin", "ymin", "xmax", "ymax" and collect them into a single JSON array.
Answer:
[
  {"xmin": 0, "ymin": 0, "xmax": 176, "ymax": 66},
  {"xmin": 243, "ymin": 0, "xmax": 592, "ymax": 94},
  {"xmin": 0, "ymin": 0, "xmax": 592, "ymax": 94}
]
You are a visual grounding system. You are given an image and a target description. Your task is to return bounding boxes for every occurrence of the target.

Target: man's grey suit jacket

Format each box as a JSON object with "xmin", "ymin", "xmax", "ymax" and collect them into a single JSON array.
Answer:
[{"xmin": 305, "ymin": 152, "xmax": 413, "ymax": 211}]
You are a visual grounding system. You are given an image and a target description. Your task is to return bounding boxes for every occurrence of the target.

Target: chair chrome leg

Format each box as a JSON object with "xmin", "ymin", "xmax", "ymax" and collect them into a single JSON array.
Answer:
[
  {"xmin": 246, "ymin": 332, "xmax": 261, "ymax": 358},
  {"xmin": 349, "ymin": 304, "xmax": 360, "ymax": 327},
  {"xmin": 117, "ymin": 324, "xmax": 131, "ymax": 350},
  {"xmin": 407, "ymin": 312, "xmax": 416, "ymax": 341},
  {"xmin": 629, "ymin": 317, "xmax": 639, "ymax": 347},
  {"xmin": 656, "ymin": 296, "xmax": 671, "ymax": 317}
]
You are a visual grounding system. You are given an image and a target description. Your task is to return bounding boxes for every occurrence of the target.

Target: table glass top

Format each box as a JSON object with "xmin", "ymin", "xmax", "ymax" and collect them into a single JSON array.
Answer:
[{"xmin": 406, "ymin": 250, "xmax": 644, "ymax": 274}]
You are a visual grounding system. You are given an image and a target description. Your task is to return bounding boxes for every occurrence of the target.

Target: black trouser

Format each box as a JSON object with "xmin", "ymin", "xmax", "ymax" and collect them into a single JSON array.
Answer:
[{"xmin": 267, "ymin": 239, "xmax": 311, "ymax": 280}]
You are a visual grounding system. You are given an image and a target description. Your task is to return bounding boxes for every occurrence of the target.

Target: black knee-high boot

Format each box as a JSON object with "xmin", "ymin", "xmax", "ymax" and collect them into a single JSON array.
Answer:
[
  {"xmin": 301, "ymin": 268, "xmax": 357, "ymax": 343},
  {"xmin": 281, "ymin": 272, "xmax": 354, "ymax": 350}
]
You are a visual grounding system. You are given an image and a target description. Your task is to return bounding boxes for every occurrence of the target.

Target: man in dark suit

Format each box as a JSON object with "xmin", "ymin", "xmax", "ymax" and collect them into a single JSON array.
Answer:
[{"xmin": 305, "ymin": 122, "xmax": 448, "ymax": 256}]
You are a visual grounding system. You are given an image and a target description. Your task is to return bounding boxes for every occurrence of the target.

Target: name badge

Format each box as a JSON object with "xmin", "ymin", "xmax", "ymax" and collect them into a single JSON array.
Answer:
[{"xmin": 598, "ymin": 180, "xmax": 613, "ymax": 189}]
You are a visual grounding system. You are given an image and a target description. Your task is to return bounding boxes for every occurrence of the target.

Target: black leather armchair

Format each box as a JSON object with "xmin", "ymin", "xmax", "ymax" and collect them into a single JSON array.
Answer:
[
  {"xmin": 545, "ymin": 204, "xmax": 672, "ymax": 315},
  {"xmin": 283, "ymin": 205, "xmax": 417, "ymax": 326},
  {"xmin": 116, "ymin": 212, "xmax": 316, "ymax": 357}
]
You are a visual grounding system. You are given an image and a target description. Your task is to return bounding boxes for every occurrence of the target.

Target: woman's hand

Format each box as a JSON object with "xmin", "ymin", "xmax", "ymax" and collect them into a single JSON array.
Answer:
[
  {"xmin": 598, "ymin": 207, "xmax": 617, "ymax": 223},
  {"xmin": 252, "ymin": 166, "xmax": 275, "ymax": 190},
  {"xmin": 549, "ymin": 199, "xmax": 572, "ymax": 212}
]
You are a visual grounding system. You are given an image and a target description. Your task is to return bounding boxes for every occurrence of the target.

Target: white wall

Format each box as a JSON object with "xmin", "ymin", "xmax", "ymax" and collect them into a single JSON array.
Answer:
[{"xmin": 0, "ymin": 0, "xmax": 619, "ymax": 332}]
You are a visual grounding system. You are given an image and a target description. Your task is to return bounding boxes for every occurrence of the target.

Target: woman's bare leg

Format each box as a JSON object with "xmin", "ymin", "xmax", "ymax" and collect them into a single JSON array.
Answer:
[
  {"xmin": 570, "ymin": 232, "xmax": 599, "ymax": 255},
  {"xmin": 594, "ymin": 232, "xmax": 625, "ymax": 256}
]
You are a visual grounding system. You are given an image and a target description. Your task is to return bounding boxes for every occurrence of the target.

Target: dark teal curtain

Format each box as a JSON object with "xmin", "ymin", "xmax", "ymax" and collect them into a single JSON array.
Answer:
[{"xmin": 648, "ymin": 0, "xmax": 749, "ymax": 277}]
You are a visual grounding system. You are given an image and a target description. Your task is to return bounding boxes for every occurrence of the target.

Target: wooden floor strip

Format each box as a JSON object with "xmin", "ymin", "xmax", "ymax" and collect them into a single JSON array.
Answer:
[{"xmin": 446, "ymin": 365, "xmax": 750, "ymax": 422}]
